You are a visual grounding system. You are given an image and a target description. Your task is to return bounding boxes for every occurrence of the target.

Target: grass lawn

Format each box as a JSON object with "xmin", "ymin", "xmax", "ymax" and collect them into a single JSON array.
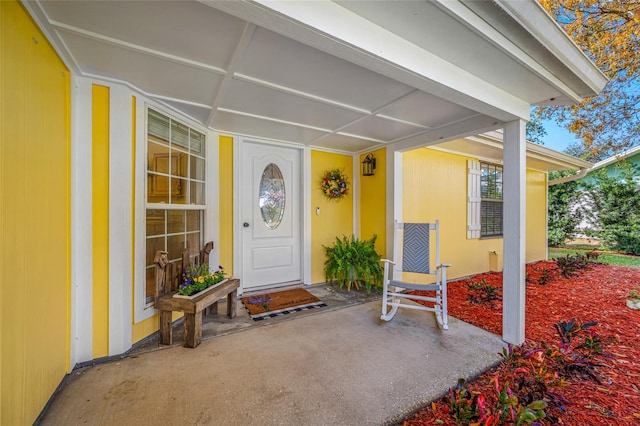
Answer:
[{"xmin": 549, "ymin": 246, "xmax": 640, "ymax": 268}]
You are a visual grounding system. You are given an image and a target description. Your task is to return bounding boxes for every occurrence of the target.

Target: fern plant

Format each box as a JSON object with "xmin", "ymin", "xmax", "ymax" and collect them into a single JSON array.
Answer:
[{"xmin": 323, "ymin": 234, "xmax": 383, "ymax": 293}]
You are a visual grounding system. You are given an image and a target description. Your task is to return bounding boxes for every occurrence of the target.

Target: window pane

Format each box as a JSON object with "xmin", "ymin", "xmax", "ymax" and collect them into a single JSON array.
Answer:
[
  {"xmin": 148, "ymin": 110, "xmax": 169, "ymax": 144},
  {"xmin": 171, "ymin": 121, "xmax": 189, "ymax": 149},
  {"xmin": 148, "ymin": 174, "xmax": 169, "ymax": 203},
  {"xmin": 146, "ymin": 209, "xmax": 165, "ymax": 236},
  {"xmin": 146, "ymin": 237, "xmax": 165, "ymax": 266},
  {"xmin": 190, "ymin": 156, "xmax": 205, "ymax": 181},
  {"xmin": 259, "ymin": 163, "xmax": 285, "ymax": 230},
  {"xmin": 145, "ymin": 267, "xmax": 155, "ymax": 301},
  {"xmin": 191, "ymin": 130, "xmax": 205, "ymax": 155},
  {"xmin": 186, "ymin": 210, "xmax": 201, "ymax": 232},
  {"xmin": 167, "ymin": 235, "xmax": 185, "ymax": 261},
  {"xmin": 186, "ymin": 231, "xmax": 201, "ymax": 253},
  {"xmin": 480, "ymin": 162, "xmax": 503, "ymax": 201},
  {"xmin": 481, "ymin": 200, "xmax": 503, "ymax": 237},
  {"xmin": 147, "ymin": 143, "xmax": 170, "ymax": 173},
  {"xmin": 190, "ymin": 181, "xmax": 205, "ymax": 205},
  {"xmin": 176, "ymin": 152, "xmax": 188, "ymax": 178},
  {"xmin": 167, "ymin": 210, "xmax": 185, "ymax": 234},
  {"xmin": 171, "ymin": 178, "xmax": 188, "ymax": 204}
]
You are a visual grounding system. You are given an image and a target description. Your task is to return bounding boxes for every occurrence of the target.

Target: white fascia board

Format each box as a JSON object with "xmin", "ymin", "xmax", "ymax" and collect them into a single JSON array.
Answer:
[
  {"xmin": 526, "ymin": 142, "xmax": 592, "ymax": 170},
  {"xmin": 469, "ymin": 133, "xmax": 593, "ymax": 170},
  {"xmin": 494, "ymin": 0, "xmax": 608, "ymax": 95},
  {"xmin": 202, "ymin": 0, "xmax": 530, "ymax": 122},
  {"xmin": 435, "ymin": 0, "xmax": 582, "ymax": 103},
  {"xmin": 591, "ymin": 145, "xmax": 640, "ymax": 171}
]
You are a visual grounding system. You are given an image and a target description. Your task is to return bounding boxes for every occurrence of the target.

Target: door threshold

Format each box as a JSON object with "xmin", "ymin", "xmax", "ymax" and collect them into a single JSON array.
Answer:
[{"xmin": 241, "ymin": 281, "xmax": 305, "ymax": 296}]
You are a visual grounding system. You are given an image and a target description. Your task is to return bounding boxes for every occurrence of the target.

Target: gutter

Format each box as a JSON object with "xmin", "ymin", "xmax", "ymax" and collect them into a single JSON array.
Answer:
[{"xmin": 548, "ymin": 167, "xmax": 590, "ymax": 186}]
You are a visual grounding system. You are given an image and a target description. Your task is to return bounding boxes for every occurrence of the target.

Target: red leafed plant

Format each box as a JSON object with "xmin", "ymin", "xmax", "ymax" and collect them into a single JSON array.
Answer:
[{"xmin": 405, "ymin": 260, "xmax": 640, "ymax": 425}]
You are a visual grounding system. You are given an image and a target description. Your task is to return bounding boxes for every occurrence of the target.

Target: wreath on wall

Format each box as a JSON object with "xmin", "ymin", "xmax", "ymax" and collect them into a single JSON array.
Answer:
[{"xmin": 321, "ymin": 169, "xmax": 349, "ymax": 200}]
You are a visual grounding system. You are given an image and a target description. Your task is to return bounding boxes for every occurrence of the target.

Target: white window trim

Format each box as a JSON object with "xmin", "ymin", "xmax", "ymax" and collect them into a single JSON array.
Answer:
[{"xmin": 134, "ymin": 103, "xmax": 213, "ymax": 324}]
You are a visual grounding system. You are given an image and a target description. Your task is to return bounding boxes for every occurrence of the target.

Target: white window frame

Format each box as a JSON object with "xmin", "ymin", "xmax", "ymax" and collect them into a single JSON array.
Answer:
[
  {"xmin": 468, "ymin": 160, "xmax": 504, "ymax": 239},
  {"xmin": 134, "ymin": 102, "xmax": 218, "ymax": 323}
]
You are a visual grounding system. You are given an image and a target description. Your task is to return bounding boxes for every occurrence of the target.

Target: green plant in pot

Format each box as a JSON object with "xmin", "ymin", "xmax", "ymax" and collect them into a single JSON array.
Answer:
[{"xmin": 323, "ymin": 234, "xmax": 383, "ymax": 293}]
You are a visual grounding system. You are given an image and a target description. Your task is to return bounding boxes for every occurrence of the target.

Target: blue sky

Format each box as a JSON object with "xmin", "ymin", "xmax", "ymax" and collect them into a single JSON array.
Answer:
[{"xmin": 538, "ymin": 119, "xmax": 580, "ymax": 153}]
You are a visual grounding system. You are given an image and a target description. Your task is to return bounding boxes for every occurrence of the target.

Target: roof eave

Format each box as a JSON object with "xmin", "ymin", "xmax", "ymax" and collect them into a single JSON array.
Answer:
[{"xmin": 493, "ymin": 0, "xmax": 608, "ymax": 97}]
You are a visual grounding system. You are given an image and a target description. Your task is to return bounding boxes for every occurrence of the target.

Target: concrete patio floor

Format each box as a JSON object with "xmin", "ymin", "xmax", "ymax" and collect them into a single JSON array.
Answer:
[{"xmin": 39, "ymin": 286, "xmax": 504, "ymax": 425}]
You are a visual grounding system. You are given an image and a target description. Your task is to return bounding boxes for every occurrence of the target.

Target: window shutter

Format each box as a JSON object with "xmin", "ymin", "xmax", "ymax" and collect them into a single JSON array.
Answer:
[{"xmin": 467, "ymin": 160, "xmax": 481, "ymax": 239}]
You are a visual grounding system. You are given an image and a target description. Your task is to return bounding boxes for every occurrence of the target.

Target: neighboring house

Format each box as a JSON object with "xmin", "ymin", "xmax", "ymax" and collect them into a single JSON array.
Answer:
[
  {"xmin": 563, "ymin": 145, "xmax": 640, "ymax": 239},
  {"xmin": 1, "ymin": 1, "xmax": 605, "ymax": 423},
  {"xmin": 583, "ymin": 145, "xmax": 640, "ymax": 185}
]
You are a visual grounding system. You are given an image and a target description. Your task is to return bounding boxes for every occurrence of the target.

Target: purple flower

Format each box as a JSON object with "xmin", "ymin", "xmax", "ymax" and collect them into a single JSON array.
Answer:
[{"xmin": 247, "ymin": 295, "xmax": 272, "ymax": 305}]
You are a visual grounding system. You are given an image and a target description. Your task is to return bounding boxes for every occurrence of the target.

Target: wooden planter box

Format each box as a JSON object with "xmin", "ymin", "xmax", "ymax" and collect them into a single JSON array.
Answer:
[
  {"xmin": 157, "ymin": 278, "xmax": 239, "ymax": 348},
  {"xmin": 153, "ymin": 242, "xmax": 240, "ymax": 348}
]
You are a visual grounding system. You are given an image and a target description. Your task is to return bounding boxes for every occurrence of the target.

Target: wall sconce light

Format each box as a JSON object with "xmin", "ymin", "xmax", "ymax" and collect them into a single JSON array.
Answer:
[{"xmin": 362, "ymin": 153, "xmax": 376, "ymax": 176}]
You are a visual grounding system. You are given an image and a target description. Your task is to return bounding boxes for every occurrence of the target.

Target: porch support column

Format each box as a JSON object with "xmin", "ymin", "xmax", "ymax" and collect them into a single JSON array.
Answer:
[
  {"xmin": 385, "ymin": 148, "xmax": 402, "ymax": 270},
  {"xmin": 502, "ymin": 119, "xmax": 527, "ymax": 345}
]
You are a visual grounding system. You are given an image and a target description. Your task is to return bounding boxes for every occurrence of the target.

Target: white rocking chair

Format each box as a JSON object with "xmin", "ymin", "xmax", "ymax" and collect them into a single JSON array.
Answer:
[{"xmin": 381, "ymin": 220, "xmax": 451, "ymax": 329}]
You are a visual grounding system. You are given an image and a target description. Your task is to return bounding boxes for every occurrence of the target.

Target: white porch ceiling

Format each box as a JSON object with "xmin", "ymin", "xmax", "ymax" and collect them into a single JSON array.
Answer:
[{"xmin": 26, "ymin": 0, "xmax": 605, "ymax": 154}]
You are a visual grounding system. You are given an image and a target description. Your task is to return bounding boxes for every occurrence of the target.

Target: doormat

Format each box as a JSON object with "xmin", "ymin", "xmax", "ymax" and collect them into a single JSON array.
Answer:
[{"xmin": 241, "ymin": 288, "xmax": 327, "ymax": 321}]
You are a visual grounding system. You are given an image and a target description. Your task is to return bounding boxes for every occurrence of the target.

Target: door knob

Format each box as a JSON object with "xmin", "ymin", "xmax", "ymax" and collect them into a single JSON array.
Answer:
[{"xmin": 243, "ymin": 222, "xmax": 250, "ymax": 228}]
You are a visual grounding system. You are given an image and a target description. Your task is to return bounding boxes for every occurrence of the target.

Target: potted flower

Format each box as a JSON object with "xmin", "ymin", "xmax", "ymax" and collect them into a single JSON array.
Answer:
[
  {"xmin": 627, "ymin": 287, "xmax": 640, "ymax": 310},
  {"xmin": 323, "ymin": 234, "xmax": 383, "ymax": 293},
  {"xmin": 176, "ymin": 263, "xmax": 226, "ymax": 298}
]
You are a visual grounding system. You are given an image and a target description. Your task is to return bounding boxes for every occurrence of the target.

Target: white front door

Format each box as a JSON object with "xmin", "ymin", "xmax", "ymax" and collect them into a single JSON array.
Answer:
[{"xmin": 241, "ymin": 141, "xmax": 301, "ymax": 290}]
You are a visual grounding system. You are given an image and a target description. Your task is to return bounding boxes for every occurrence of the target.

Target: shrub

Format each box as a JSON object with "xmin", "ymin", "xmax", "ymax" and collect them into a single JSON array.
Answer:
[
  {"xmin": 323, "ymin": 234, "xmax": 383, "ymax": 293},
  {"xmin": 584, "ymin": 165, "xmax": 640, "ymax": 255},
  {"xmin": 466, "ymin": 278, "xmax": 501, "ymax": 305},
  {"xmin": 555, "ymin": 253, "xmax": 598, "ymax": 278}
]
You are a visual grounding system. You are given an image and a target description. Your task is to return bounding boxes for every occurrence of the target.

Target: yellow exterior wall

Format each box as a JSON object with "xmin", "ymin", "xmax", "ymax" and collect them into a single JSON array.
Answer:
[
  {"xmin": 402, "ymin": 148, "xmax": 548, "ymax": 283},
  {"xmin": 92, "ymin": 85, "xmax": 110, "ymax": 358},
  {"xmin": 0, "ymin": 2, "xmax": 72, "ymax": 423},
  {"xmin": 359, "ymin": 148, "xmax": 386, "ymax": 258},
  {"xmin": 219, "ymin": 136, "xmax": 234, "ymax": 276},
  {"xmin": 526, "ymin": 169, "xmax": 548, "ymax": 262},
  {"xmin": 311, "ymin": 151, "xmax": 354, "ymax": 283}
]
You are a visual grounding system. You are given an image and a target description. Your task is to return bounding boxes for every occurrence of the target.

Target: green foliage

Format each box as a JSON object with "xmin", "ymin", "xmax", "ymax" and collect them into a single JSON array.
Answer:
[
  {"xmin": 547, "ymin": 171, "xmax": 584, "ymax": 246},
  {"xmin": 583, "ymin": 165, "xmax": 640, "ymax": 255},
  {"xmin": 323, "ymin": 234, "xmax": 382, "ymax": 293},
  {"xmin": 441, "ymin": 318, "xmax": 615, "ymax": 425},
  {"xmin": 525, "ymin": 115, "xmax": 547, "ymax": 145},
  {"xmin": 466, "ymin": 278, "xmax": 501, "ymax": 305},
  {"xmin": 537, "ymin": 268, "xmax": 552, "ymax": 285},
  {"xmin": 446, "ymin": 376, "xmax": 546, "ymax": 426},
  {"xmin": 628, "ymin": 287, "xmax": 640, "ymax": 300},
  {"xmin": 555, "ymin": 253, "xmax": 597, "ymax": 278},
  {"xmin": 178, "ymin": 263, "xmax": 226, "ymax": 296}
]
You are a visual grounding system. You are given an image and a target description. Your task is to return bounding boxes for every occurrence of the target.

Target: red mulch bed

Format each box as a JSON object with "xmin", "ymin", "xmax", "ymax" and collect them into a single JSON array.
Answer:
[{"xmin": 404, "ymin": 261, "xmax": 640, "ymax": 425}]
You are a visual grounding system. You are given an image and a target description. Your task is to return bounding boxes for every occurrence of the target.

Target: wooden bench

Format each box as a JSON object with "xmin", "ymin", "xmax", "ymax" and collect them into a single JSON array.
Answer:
[{"xmin": 154, "ymin": 242, "xmax": 240, "ymax": 348}]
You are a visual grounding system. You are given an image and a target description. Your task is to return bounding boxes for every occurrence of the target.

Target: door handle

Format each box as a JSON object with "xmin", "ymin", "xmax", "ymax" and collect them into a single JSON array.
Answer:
[{"xmin": 243, "ymin": 222, "xmax": 250, "ymax": 228}]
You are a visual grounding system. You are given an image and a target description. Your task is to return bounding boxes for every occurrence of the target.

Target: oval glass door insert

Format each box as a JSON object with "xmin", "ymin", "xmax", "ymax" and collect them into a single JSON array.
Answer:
[{"xmin": 259, "ymin": 163, "xmax": 285, "ymax": 229}]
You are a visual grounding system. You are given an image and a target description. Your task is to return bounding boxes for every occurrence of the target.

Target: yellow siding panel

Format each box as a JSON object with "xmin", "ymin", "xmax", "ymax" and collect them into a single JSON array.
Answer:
[
  {"xmin": 311, "ymin": 151, "xmax": 354, "ymax": 283},
  {"xmin": 0, "ymin": 1, "xmax": 71, "ymax": 423},
  {"xmin": 402, "ymin": 148, "xmax": 548, "ymax": 283},
  {"xmin": 360, "ymin": 148, "xmax": 386, "ymax": 258},
  {"xmin": 526, "ymin": 170, "xmax": 548, "ymax": 262},
  {"xmin": 219, "ymin": 136, "xmax": 234, "ymax": 275},
  {"xmin": 92, "ymin": 85, "xmax": 110, "ymax": 358}
]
